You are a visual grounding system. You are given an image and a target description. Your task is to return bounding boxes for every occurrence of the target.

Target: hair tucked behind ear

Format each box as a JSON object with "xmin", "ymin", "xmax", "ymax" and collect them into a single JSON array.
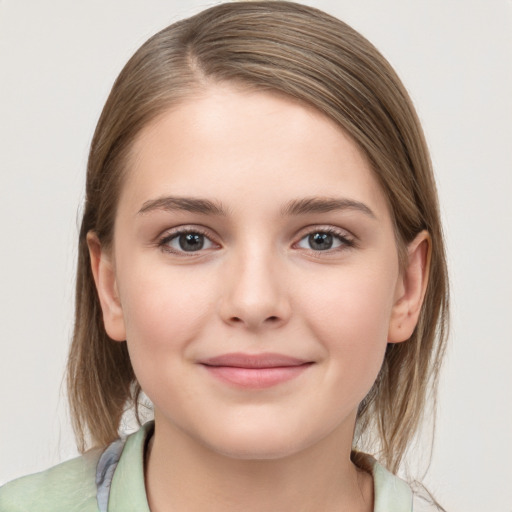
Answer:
[{"xmin": 68, "ymin": 0, "xmax": 448, "ymax": 474}]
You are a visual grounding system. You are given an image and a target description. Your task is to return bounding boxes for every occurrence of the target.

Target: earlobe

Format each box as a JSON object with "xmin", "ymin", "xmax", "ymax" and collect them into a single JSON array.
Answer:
[
  {"xmin": 388, "ymin": 230, "xmax": 431, "ymax": 343},
  {"xmin": 87, "ymin": 232, "xmax": 126, "ymax": 342}
]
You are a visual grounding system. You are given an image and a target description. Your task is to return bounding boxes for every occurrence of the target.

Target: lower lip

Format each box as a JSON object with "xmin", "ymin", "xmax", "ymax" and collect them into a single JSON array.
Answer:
[{"xmin": 202, "ymin": 363, "xmax": 313, "ymax": 389}]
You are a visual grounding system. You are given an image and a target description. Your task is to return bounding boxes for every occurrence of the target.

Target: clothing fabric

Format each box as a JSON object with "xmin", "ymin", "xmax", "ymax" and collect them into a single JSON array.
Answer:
[{"xmin": 0, "ymin": 421, "xmax": 415, "ymax": 511}]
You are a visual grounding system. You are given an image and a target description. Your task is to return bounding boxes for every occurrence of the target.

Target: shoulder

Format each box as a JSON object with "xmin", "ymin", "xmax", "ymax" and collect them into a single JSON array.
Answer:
[{"xmin": 0, "ymin": 448, "xmax": 102, "ymax": 512}]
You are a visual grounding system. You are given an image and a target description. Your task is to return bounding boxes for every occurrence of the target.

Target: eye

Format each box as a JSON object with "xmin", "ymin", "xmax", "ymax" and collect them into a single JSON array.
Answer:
[
  {"xmin": 160, "ymin": 230, "xmax": 216, "ymax": 254},
  {"xmin": 296, "ymin": 230, "xmax": 353, "ymax": 252}
]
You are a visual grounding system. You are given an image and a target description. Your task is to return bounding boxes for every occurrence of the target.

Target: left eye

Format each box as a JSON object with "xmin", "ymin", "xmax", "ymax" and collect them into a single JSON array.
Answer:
[
  {"xmin": 163, "ymin": 232, "xmax": 215, "ymax": 252},
  {"xmin": 296, "ymin": 231, "xmax": 349, "ymax": 251}
]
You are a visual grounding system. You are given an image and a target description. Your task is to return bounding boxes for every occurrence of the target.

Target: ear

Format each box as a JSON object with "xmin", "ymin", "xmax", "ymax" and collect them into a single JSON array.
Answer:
[
  {"xmin": 87, "ymin": 232, "xmax": 126, "ymax": 342},
  {"xmin": 388, "ymin": 230, "xmax": 431, "ymax": 343}
]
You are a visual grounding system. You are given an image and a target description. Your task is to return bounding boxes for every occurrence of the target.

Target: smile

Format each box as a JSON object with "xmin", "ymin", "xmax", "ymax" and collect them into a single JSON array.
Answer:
[{"xmin": 199, "ymin": 352, "xmax": 314, "ymax": 389}]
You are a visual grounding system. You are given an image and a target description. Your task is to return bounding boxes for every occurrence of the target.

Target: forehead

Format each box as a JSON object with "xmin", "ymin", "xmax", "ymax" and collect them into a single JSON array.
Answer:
[{"xmin": 120, "ymin": 84, "xmax": 389, "ymax": 219}]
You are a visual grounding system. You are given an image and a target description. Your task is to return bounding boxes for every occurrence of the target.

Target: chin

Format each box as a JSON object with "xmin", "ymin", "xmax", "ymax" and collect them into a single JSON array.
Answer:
[{"xmin": 197, "ymin": 421, "xmax": 321, "ymax": 461}]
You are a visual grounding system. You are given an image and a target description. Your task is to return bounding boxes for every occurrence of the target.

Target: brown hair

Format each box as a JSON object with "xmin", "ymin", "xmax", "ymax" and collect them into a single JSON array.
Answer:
[{"xmin": 67, "ymin": 0, "xmax": 449, "ymax": 474}]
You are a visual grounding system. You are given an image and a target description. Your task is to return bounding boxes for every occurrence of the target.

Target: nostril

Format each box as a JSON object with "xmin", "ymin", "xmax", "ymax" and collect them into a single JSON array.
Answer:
[{"xmin": 229, "ymin": 315, "xmax": 280, "ymax": 325}]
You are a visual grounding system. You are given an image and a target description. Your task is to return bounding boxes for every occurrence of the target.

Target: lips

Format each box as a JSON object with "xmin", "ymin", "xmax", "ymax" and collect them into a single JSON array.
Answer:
[{"xmin": 199, "ymin": 352, "xmax": 313, "ymax": 388}]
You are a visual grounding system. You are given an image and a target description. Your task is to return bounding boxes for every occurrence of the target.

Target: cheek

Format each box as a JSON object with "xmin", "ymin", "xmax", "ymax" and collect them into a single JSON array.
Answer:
[
  {"xmin": 116, "ymin": 263, "xmax": 216, "ymax": 371},
  {"xmin": 117, "ymin": 267, "xmax": 222, "ymax": 418},
  {"xmin": 298, "ymin": 265, "xmax": 396, "ymax": 391}
]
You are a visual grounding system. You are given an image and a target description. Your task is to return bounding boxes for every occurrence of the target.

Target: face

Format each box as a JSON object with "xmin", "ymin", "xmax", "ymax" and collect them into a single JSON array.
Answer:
[{"xmin": 92, "ymin": 84, "xmax": 416, "ymax": 460}]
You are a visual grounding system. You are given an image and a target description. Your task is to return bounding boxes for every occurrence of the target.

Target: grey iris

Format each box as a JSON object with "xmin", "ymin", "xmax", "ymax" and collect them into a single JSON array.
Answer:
[
  {"xmin": 179, "ymin": 233, "xmax": 204, "ymax": 251},
  {"xmin": 309, "ymin": 233, "xmax": 333, "ymax": 250}
]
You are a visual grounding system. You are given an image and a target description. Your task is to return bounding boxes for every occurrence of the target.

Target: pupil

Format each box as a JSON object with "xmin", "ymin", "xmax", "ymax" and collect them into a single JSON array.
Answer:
[
  {"xmin": 179, "ymin": 233, "xmax": 204, "ymax": 251},
  {"xmin": 309, "ymin": 232, "xmax": 333, "ymax": 250}
]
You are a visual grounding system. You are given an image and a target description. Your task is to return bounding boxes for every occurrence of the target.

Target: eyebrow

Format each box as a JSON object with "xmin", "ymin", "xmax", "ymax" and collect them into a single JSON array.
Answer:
[
  {"xmin": 281, "ymin": 197, "xmax": 376, "ymax": 218},
  {"xmin": 138, "ymin": 196, "xmax": 228, "ymax": 216},
  {"xmin": 137, "ymin": 195, "xmax": 375, "ymax": 219}
]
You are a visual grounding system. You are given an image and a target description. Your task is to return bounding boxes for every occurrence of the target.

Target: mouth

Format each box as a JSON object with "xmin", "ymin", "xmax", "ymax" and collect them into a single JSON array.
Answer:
[{"xmin": 199, "ymin": 352, "xmax": 314, "ymax": 388}]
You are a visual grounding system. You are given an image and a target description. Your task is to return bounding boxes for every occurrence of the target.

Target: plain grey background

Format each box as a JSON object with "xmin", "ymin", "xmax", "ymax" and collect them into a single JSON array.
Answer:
[{"xmin": 1, "ymin": 1, "xmax": 511, "ymax": 510}]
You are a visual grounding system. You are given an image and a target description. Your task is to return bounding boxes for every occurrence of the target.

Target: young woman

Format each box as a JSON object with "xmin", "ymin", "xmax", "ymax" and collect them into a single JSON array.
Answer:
[{"xmin": 0, "ymin": 2, "xmax": 448, "ymax": 511}]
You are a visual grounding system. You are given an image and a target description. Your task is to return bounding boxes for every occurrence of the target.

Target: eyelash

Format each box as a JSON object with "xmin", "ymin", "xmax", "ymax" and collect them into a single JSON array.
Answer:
[
  {"xmin": 157, "ymin": 226, "xmax": 356, "ymax": 256},
  {"xmin": 295, "ymin": 227, "xmax": 356, "ymax": 255}
]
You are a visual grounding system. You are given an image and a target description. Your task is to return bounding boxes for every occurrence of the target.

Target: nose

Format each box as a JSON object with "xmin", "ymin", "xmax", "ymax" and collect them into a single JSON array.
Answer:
[{"xmin": 218, "ymin": 244, "xmax": 291, "ymax": 331}]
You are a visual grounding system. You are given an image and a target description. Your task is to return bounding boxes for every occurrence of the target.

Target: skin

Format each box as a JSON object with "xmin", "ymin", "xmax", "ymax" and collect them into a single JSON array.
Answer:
[{"xmin": 89, "ymin": 84, "xmax": 430, "ymax": 512}]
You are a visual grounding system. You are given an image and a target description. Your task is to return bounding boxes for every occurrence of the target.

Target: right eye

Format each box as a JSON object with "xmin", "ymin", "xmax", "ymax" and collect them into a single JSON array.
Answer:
[{"xmin": 159, "ymin": 230, "xmax": 217, "ymax": 254}]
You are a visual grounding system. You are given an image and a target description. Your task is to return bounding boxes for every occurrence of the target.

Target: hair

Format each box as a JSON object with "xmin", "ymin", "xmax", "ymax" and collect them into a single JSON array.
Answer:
[{"xmin": 67, "ymin": 0, "xmax": 449, "ymax": 476}]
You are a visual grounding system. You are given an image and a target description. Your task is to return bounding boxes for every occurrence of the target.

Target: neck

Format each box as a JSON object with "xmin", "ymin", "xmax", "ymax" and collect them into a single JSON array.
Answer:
[{"xmin": 144, "ymin": 418, "xmax": 373, "ymax": 512}]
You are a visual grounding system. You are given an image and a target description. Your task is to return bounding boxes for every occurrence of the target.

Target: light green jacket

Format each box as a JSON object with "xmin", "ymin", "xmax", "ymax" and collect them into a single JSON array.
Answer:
[{"xmin": 0, "ymin": 422, "xmax": 413, "ymax": 511}]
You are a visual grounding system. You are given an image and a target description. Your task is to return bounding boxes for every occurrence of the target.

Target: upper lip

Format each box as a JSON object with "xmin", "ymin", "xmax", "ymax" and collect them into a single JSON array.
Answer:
[{"xmin": 200, "ymin": 352, "xmax": 311, "ymax": 368}]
